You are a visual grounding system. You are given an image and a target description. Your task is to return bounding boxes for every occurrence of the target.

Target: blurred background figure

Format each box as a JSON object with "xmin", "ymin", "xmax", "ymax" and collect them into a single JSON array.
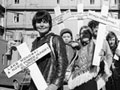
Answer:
[
  {"xmin": 106, "ymin": 31, "xmax": 120, "ymax": 90},
  {"xmin": 88, "ymin": 20, "xmax": 113, "ymax": 90},
  {"xmin": 0, "ymin": 26, "xmax": 8, "ymax": 73},
  {"xmin": 60, "ymin": 28, "xmax": 80, "ymax": 81},
  {"xmin": 6, "ymin": 31, "xmax": 23, "ymax": 65},
  {"xmin": 60, "ymin": 28, "xmax": 79, "ymax": 63},
  {"xmin": 60, "ymin": 28, "xmax": 73, "ymax": 44},
  {"xmin": 68, "ymin": 26, "xmax": 98, "ymax": 90}
]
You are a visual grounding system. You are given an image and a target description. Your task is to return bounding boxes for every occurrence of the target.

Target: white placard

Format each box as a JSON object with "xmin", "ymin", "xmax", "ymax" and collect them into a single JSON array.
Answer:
[
  {"xmin": 4, "ymin": 42, "xmax": 51, "ymax": 78},
  {"xmin": 92, "ymin": 24, "xmax": 106, "ymax": 66},
  {"xmin": 52, "ymin": 10, "xmax": 120, "ymax": 29},
  {"xmin": 88, "ymin": 11, "xmax": 119, "ymax": 29},
  {"xmin": 52, "ymin": 10, "xmax": 71, "ymax": 26}
]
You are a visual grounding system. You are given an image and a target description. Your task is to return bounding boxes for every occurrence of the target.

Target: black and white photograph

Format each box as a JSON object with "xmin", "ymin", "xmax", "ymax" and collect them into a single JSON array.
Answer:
[{"xmin": 0, "ymin": 0, "xmax": 120, "ymax": 90}]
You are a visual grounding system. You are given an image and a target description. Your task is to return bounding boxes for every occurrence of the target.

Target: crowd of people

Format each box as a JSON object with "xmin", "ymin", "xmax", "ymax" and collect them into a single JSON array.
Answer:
[
  {"xmin": 1, "ymin": 9, "xmax": 120, "ymax": 90},
  {"xmin": 28, "ymin": 10, "xmax": 120, "ymax": 90}
]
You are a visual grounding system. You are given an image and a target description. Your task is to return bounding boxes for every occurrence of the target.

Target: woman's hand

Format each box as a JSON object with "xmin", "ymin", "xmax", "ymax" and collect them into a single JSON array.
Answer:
[{"xmin": 115, "ymin": 49, "xmax": 120, "ymax": 57}]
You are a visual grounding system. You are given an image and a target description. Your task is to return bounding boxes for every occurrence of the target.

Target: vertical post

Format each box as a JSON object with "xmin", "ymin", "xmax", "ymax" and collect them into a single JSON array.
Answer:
[
  {"xmin": 92, "ymin": 0, "xmax": 109, "ymax": 66},
  {"xmin": 77, "ymin": 1, "xmax": 84, "ymax": 34},
  {"xmin": 54, "ymin": 1, "xmax": 65, "ymax": 33},
  {"xmin": 92, "ymin": 0, "xmax": 110, "ymax": 90}
]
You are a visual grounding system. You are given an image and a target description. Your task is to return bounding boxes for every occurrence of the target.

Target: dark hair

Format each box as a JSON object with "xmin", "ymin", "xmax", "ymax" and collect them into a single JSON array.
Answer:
[
  {"xmin": 60, "ymin": 28, "xmax": 73, "ymax": 40},
  {"xmin": 32, "ymin": 10, "xmax": 52, "ymax": 31},
  {"xmin": 88, "ymin": 20, "xmax": 99, "ymax": 31},
  {"xmin": 106, "ymin": 31, "xmax": 118, "ymax": 52},
  {"xmin": 0, "ymin": 26, "xmax": 4, "ymax": 36},
  {"xmin": 13, "ymin": 79, "xmax": 18, "ymax": 82},
  {"xmin": 79, "ymin": 26, "xmax": 93, "ymax": 40}
]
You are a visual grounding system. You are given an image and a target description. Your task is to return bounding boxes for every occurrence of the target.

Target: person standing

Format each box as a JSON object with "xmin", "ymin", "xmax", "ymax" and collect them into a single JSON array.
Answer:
[
  {"xmin": 88, "ymin": 20, "xmax": 113, "ymax": 90},
  {"xmin": 0, "ymin": 26, "xmax": 8, "ymax": 73},
  {"xmin": 60, "ymin": 28, "xmax": 80, "ymax": 84},
  {"xmin": 60, "ymin": 28, "xmax": 80, "ymax": 64},
  {"xmin": 29, "ymin": 10, "xmax": 68, "ymax": 90},
  {"xmin": 106, "ymin": 31, "xmax": 120, "ymax": 90},
  {"xmin": 68, "ymin": 26, "xmax": 98, "ymax": 90}
]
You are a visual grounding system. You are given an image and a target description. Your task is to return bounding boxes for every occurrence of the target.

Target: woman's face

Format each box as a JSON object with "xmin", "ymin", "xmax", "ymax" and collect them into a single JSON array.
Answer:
[
  {"xmin": 36, "ymin": 19, "xmax": 50, "ymax": 34},
  {"xmin": 62, "ymin": 33, "xmax": 72, "ymax": 44},
  {"xmin": 108, "ymin": 37, "xmax": 116, "ymax": 47},
  {"xmin": 80, "ymin": 29, "xmax": 90, "ymax": 43}
]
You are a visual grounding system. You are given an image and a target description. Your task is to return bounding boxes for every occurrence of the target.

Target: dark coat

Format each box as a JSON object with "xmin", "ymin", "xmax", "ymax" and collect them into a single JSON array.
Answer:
[{"xmin": 29, "ymin": 33, "xmax": 68, "ymax": 90}]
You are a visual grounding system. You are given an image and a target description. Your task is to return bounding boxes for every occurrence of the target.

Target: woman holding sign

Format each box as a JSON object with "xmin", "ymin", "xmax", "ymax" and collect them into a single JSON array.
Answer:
[
  {"xmin": 29, "ymin": 10, "xmax": 68, "ymax": 90},
  {"xmin": 68, "ymin": 26, "xmax": 98, "ymax": 90},
  {"xmin": 88, "ymin": 20, "xmax": 113, "ymax": 90}
]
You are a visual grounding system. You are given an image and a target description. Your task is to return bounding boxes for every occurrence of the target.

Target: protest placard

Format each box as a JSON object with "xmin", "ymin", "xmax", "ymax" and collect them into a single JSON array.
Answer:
[
  {"xmin": 4, "ymin": 42, "xmax": 51, "ymax": 90},
  {"xmin": 4, "ymin": 43, "xmax": 51, "ymax": 78}
]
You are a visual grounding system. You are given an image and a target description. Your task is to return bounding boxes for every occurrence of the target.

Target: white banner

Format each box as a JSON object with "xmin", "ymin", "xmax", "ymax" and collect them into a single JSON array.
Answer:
[
  {"xmin": 52, "ymin": 10, "xmax": 120, "ymax": 29},
  {"xmin": 52, "ymin": 9, "xmax": 71, "ymax": 26},
  {"xmin": 88, "ymin": 11, "xmax": 120, "ymax": 29}
]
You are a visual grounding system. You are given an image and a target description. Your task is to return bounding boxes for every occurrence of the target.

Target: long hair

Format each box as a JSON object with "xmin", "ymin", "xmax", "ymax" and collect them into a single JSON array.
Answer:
[
  {"xmin": 79, "ymin": 26, "xmax": 93, "ymax": 40},
  {"xmin": 88, "ymin": 20, "xmax": 99, "ymax": 32},
  {"xmin": 32, "ymin": 10, "xmax": 52, "ymax": 31},
  {"xmin": 106, "ymin": 31, "xmax": 118, "ymax": 55}
]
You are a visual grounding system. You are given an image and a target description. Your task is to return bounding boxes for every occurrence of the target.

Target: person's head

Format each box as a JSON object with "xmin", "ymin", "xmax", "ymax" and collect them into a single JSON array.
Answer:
[
  {"xmin": 106, "ymin": 31, "xmax": 118, "ymax": 50},
  {"xmin": 32, "ymin": 10, "xmax": 52, "ymax": 35},
  {"xmin": 60, "ymin": 28, "xmax": 73, "ymax": 44},
  {"xmin": 79, "ymin": 26, "xmax": 93, "ymax": 46},
  {"xmin": 88, "ymin": 20, "xmax": 99, "ymax": 39},
  {"xmin": 0, "ymin": 26, "xmax": 4, "ymax": 36}
]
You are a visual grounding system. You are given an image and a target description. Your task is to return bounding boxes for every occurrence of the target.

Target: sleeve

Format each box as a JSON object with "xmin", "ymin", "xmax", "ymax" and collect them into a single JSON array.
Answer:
[
  {"xmin": 115, "ymin": 49, "xmax": 120, "ymax": 57},
  {"xmin": 52, "ymin": 36, "xmax": 68, "ymax": 87}
]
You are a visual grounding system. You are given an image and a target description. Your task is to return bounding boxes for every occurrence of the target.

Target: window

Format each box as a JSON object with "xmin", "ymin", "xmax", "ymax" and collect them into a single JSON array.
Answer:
[
  {"xmin": 114, "ymin": 0, "xmax": 117, "ymax": 4},
  {"xmin": 14, "ymin": 0, "xmax": 19, "ymax": 4},
  {"xmin": 14, "ymin": 13, "xmax": 19, "ymax": 23},
  {"xmin": 90, "ymin": 0, "xmax": 95, "ymax": 4}
]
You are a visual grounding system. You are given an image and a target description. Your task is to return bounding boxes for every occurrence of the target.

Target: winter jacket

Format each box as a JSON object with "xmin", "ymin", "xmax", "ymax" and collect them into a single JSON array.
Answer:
[{"xmin": 29, "ymin": 33, "xmax": 68, "ymax": 90}]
